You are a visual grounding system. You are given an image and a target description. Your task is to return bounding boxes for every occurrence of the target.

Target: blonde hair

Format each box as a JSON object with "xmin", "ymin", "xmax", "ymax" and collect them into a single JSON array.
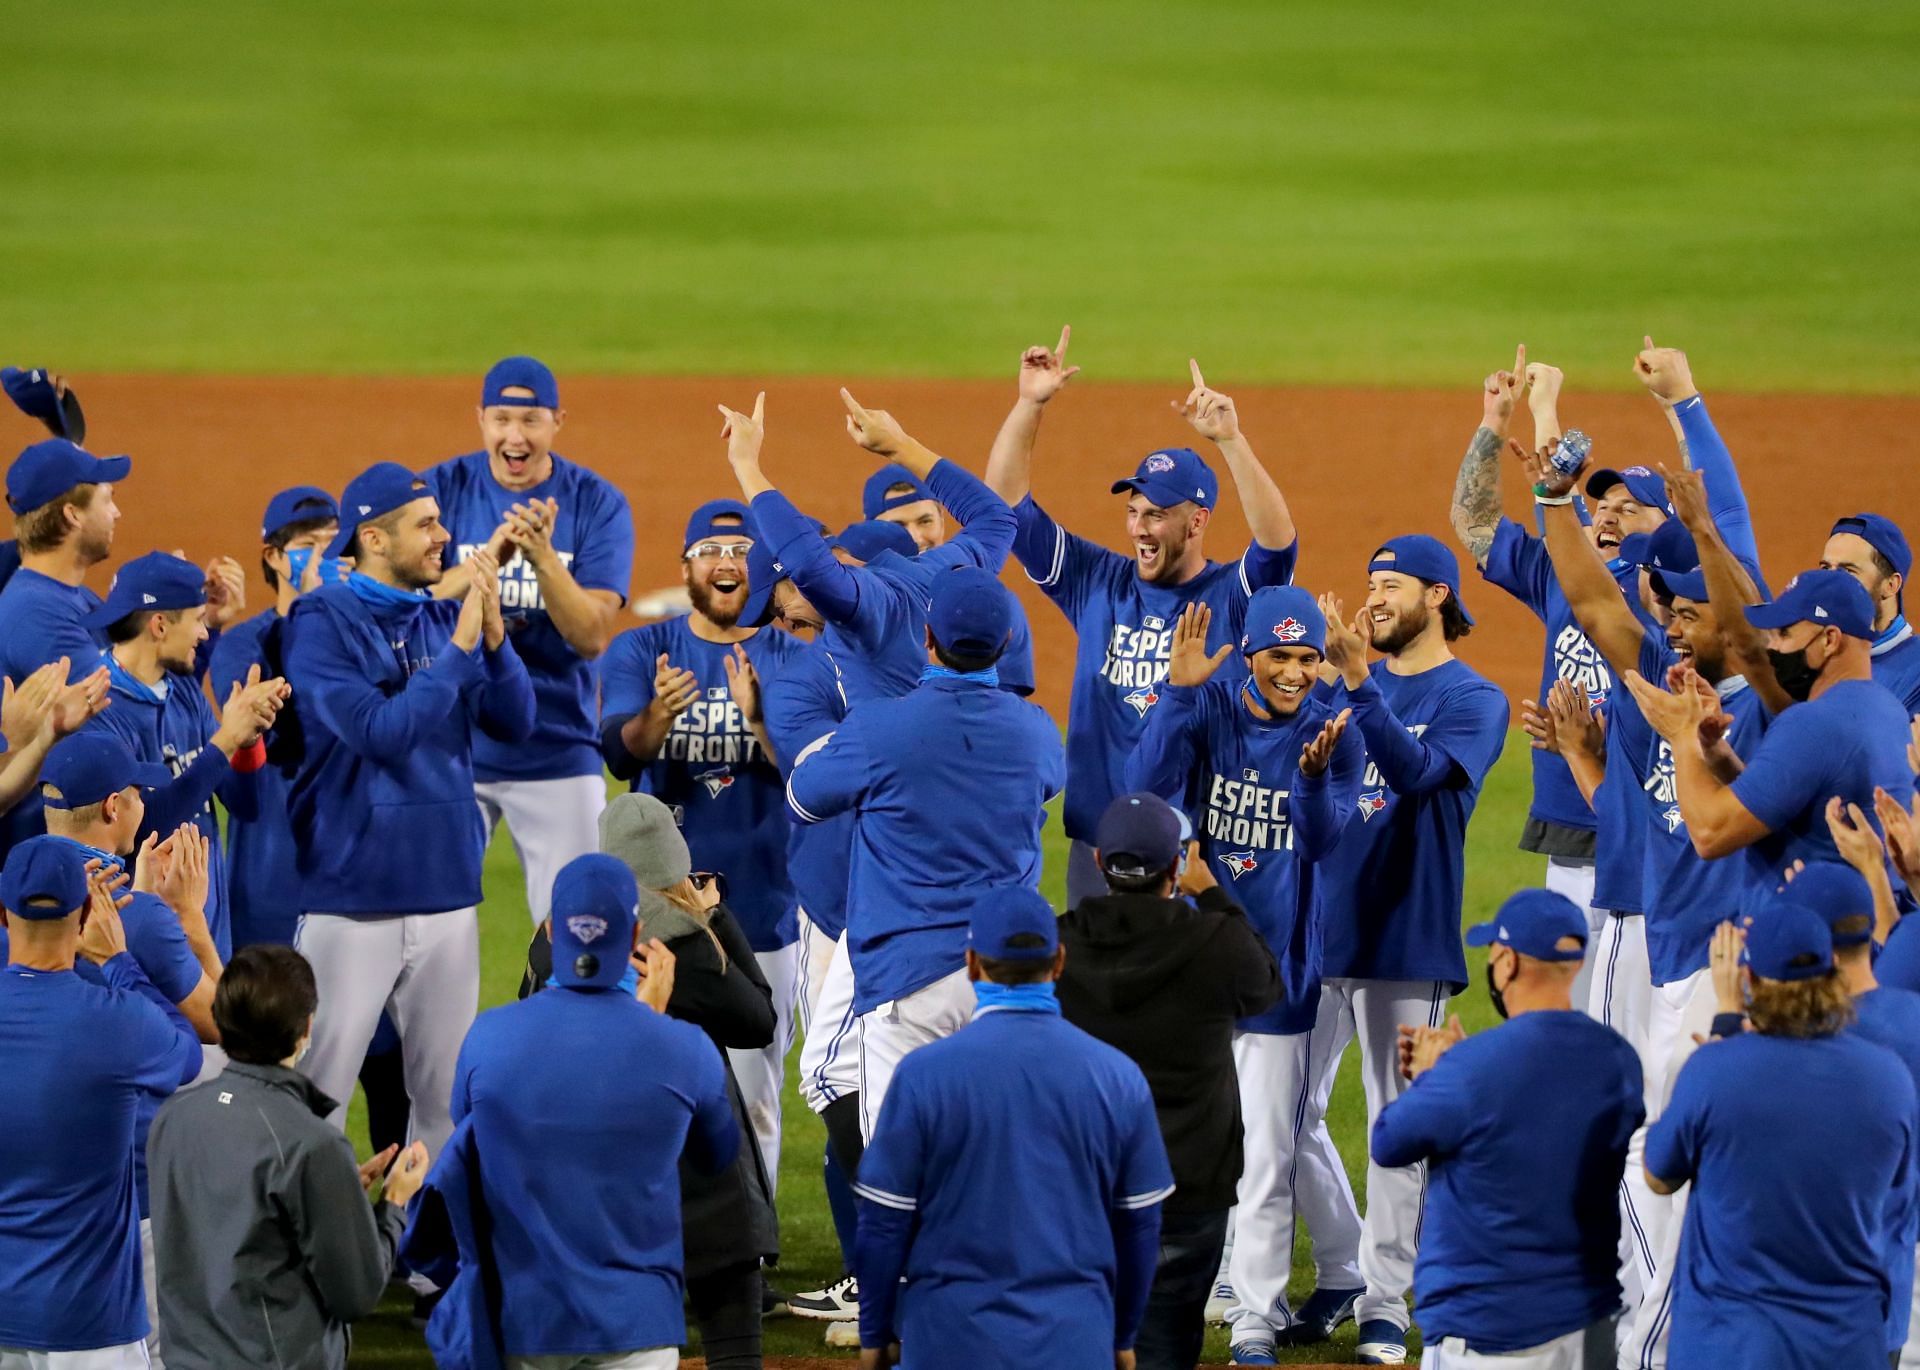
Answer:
[
  {"xmin": 1748, "ymin": 969, "xmax": 1855, "ymax": 1038},
  {"xmin": 14, "ymin": 484, "xmax": 92, "ymax": 554}
]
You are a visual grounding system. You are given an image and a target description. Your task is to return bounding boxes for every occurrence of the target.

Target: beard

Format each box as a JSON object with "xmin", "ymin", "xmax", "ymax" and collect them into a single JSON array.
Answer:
[
  {"xmin": 78, "ymin": 523, "xmax": 113, "ymax": 566},
  {"xmin": 688, "ymin": 575, "xmax": 744, "ymax": 628},
  {"xmin": 1369, "ymin": 601, "xmax": 1430, "ymax": 655}
]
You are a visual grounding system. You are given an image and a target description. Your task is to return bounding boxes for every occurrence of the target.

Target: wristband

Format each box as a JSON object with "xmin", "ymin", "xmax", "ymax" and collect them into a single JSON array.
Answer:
[
  {"xmin": 1532, "ymin": 487, "xmax": 1574, "ymax": 505},
  {"xmin": 1709, "ymin": 1011, "xmax": 1748, "ymax": 1040},
  {"xmin": 231, "ymin": 738, "xmax": 269, "ymax": 774}
]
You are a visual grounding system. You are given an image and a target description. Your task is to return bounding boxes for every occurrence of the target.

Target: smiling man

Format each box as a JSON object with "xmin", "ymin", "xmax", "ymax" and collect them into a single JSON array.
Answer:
[{"xmin": 985, "ymin": 332, "xmax": 1300, "ymax": 905}]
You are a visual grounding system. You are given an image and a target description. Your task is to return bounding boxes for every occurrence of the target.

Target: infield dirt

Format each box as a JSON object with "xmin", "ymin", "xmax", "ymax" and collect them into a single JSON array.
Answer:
[{"xmin": 17, "ymin": 376, "xmax": 1916, "ymax": 720}]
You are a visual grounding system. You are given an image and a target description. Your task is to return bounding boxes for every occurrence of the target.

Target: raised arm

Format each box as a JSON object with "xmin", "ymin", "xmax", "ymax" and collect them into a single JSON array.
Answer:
[
  {"xmin": 1661, "ymin": 463, "xmax": 1790, "ymax": 714},
  {"xmin": 1121, "ymin": 603, "xmax": 1228, "ymax": 801},
  {"xmin": 1292, "ymin": 710, "xmax": 1362, "ymax": 859},
  {"xmin": 1449, "ymin": 347, "xmax": 1527, "ymax": 569},
  {"xmin": 1520, "ymin": 443, "xmax": 1651, "ymax": 676},
  {"xmin": 984, "ymin": 327, "xmax": 1080, "ymax": 507},
  {"xmin": 1175, "ymin": 359, "xmax": 1295, "ymax": 551}
]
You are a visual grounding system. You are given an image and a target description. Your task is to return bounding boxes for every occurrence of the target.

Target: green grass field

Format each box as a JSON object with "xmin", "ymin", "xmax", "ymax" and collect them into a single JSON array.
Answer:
[
  {"xmin": 340, "ymin": 737, "xmax": 1537, "ymax": 1365},
  {"xmin": 5, "ymin": 1, "xmax": 1918, "ymax": 389}
]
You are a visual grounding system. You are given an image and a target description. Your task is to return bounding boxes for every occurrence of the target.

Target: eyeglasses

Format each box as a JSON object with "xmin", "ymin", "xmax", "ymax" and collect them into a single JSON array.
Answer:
[
  {"xmin": 689, "ymin": 870, "xmax": 729, "ymax": 900},
  {"xmin": 685, "ymin": 541, "xmax": 753, "ymax": 563}
]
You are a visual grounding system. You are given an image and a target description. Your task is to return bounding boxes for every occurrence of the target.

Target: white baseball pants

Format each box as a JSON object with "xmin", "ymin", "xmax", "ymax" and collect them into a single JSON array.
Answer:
[
  {"xmin": 1587, "ymin": 914, "xmax": 1656, "ymax": 1352},
  {"xmin": 0, "ymin": 1348, "xmax": 150, "ymax": 1369},
  {"xmin": 476, "ymin": 774, "xmax": 606, "ymax": 926},
  {"xmin": 1426, "ymin": 1317, "xmax": 1616, "ymax": 1369},
  {"xmin": 295, "ymin": 909, "xmax": 479, "ymax": 1164},
  {"xmin": 1545, "ymin": 858, "xmax": 1602, "ymax": 1017},
  {"xmin": 1227, "ymin": 1019, "xmax": 1365, "ymax": 1342},
  {"xmin": 1310, "ymin": 977, "xmax": 1449, "ymax": 1334},
  {"xmin": 1901, "ymin": 1245, "xmax": 1920, "ymax": 1369},
  {"xmin": 139, "ymin": 1217, "xmax": 163, "ymax": 1369},
  {"xmin": 728, "ymin": 942, "xmax": 799, "ymax": 1196},
  {"xmin": 857, "ymin": 967, "xmax": 975, "ymax": 1142},
  {"xmin": 798, "ymin": 927, "xmax": 860, "ymax": 1115},
  {"xmin": 508, "ymin": 1350, "xmax": 676, "ymax": 1370}
]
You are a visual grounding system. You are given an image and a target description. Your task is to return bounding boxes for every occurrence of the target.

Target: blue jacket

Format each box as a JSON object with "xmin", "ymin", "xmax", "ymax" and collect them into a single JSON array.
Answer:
[
  {"xmin": 399, "ymin": 1117, "xmax": 505, "ymax": 1370},
  {"xmin": 282, "ymin": 585, "xmax": 535, "ymax": 916}
]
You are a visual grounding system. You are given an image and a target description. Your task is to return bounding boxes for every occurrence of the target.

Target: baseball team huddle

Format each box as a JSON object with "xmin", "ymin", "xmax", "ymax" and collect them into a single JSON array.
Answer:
[{"xmin": 0, "ymin": 331, "xmax": 1916, "ymax": 1370}]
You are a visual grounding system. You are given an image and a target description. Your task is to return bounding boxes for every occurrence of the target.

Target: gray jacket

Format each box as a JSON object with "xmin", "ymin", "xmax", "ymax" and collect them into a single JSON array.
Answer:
[{"xmin": 146, "ymin": 1061, "xmax": 406, "ymax": 1369}]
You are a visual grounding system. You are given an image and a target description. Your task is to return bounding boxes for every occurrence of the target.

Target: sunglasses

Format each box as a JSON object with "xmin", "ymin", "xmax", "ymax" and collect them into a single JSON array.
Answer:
[
  {"xmin": 685, "ymin": 541, "xmax": 753, "ymax": 563},
  {"xmin": 689, "ymin": 870, "xmax": 729, "ymax": 900}
]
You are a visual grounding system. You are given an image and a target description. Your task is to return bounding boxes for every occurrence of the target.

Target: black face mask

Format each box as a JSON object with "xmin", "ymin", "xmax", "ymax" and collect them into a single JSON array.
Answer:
[
  {"xmin": 1485, "ymin": 961, "xmax": 1511, "ymax": 1020},
  {"xmin": 1767, "ymin": 646, "xmax": 1821, "ymax": 702}
]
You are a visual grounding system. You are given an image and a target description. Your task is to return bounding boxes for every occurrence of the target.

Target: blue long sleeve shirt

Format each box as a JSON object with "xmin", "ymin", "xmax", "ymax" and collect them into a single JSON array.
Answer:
[{"xmin": 761, "ymin": 641, "xmax": 860, "ymax": 942}]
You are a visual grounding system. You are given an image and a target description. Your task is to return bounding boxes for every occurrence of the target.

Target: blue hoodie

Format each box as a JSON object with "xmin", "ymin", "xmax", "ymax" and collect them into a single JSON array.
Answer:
[{"xmin": 282, "ymin": 583, "xmax": 535, "ymax": 916}]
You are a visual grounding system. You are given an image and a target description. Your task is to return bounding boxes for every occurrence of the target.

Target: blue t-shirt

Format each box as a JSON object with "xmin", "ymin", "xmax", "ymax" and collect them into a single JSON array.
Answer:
[
  {"xmin": 1482, "ymin": 518, "xmax": 1613, "ymax": 836},
  {"xmin": 207, "ymin": 609, "xmax": 305, "ymax": 949},
  {"xmin": 854, "ymin": 1009, "xmax": 1174, "ymax": 1369},
  {"xmin": 1647, "ymin": 1030, "xmax": 1913, "ymax": 1369},
  {"xmin": 787, "ymin": 676, "xmax": 1065, "ymax": 1013},
  {"xmin": 1853, "ymin": 987, "xmax": 1920, "ymax": 1351},
  {"xmin": 0, "ymin": 958, "xmax": 202, "ymax": 1351},
  {"xmin": 761, "ymin": 641, "xmax": 860, "ymax": 942},
  {"xmin": 423, "ymin": 452, "xmax": 634, "ymax": 782},
  {"xmin": 1124, "ymin": 679, "xmax": 1364, "ymax": 1034},
  {"xmin": 1318, "ymin": 659, "xmax": 1510, "ymax": 986},
  {"xmin": 1731, "ymin": 678, "xmax": 1918, "ymax": 898},
  {"xmin": 1010, "ymin": 496, "xmax": 1297, "ymax": 843},
  {"xmin": 1372, "ymin": 1011, "xmax": 1643, "ymax": 1352},
  {"xmin": 1870, "ymin": 620, "xmax": 1920, "ymax": 715},
  {"xmin": 0, "ymin": 568, "xmax": 107, "ymax": 858},
  {"xmin": 1878, "ymin": 916, "xmax": 1920, "ymax": 994},
  {"xmin": 1613, "ymin": 634, "xmax": 1772, "ymax": 984},
  {"xmin": 600, "ymin": 617, "xmax": 804, "ymax": 951}
]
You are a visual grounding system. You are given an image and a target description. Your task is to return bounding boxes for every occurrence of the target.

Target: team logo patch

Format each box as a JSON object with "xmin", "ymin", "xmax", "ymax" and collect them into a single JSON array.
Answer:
[
  {"xmin": 1145, "ymin": 453, "xmax": 1176, "ymax": 474},
  {"xmin": 1357, "ymin": 790, "xmax": 1388, "ymax": 821},
  {"xmin": 357, "ymin": 503, "xmax": 372, "ymax": 515},
  {"xmin": 697, "ymin": 767, "xmax": 735, "ymax": 799},
  {"xmin": 1221, "ymin": 850, "xmax": 1259, "ymax": 880},
  {"xmin": 1662, "ymin": 805, "xmax": 1685, "ymax": 833},
  {"xmin": 1623, "ymin": 465, "xmax": 1653, "ymax": 477},
  {"xmin": 1274, "ymin": 616, "xmax": 1307, "ymax": 643},
  {"xmin": 566, "ymin": 914, "xmax": 609, "ymax": 944},
  {"xmin": 1123, "ymin": 683, "xmax": 1161, "ymax": 717},
  {"xmin": 141, "ymin": 593, "xmax": 157, "ymax": 605}
]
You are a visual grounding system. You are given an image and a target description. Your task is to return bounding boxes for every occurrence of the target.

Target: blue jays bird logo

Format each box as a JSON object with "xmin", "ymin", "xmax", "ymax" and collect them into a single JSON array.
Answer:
[
  {"xmin": 1662, "ymin": 805, "xmax": 1685, "ymax": 833},
  {"xmin": 1274, "ymin": 617, "xmax": 1307, "ymax": 643},
  {"xmin": 1357, "ymin": 790, "xmax": 1389, "ymax": 821},
  {"xmin": 1123, "ymin": 682, "xmax": 1161, "ymax": 717},
  {"xmin": 1220, "ymin": 850, "xmax": 1260, "ymax": 880},
  {"xmin": 697, "ymin": 767, "xmax": 735, "ymax": 799}
]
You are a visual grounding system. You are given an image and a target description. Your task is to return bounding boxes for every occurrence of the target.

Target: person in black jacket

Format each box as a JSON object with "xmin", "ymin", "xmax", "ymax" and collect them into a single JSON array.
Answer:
[
  {"xmin": 1057, "ymin": 792, "xmax": 1280, "ymax": 1370},
  {"xmin": 522, "ymin": 791, "xmax": 777, "ymax": 1370}
]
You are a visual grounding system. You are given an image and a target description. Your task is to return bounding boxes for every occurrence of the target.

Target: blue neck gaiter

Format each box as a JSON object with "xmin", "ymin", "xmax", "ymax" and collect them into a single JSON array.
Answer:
[{"xmin": 973, "ymin": 980, "xmax": 1061, "ymax": 1016}]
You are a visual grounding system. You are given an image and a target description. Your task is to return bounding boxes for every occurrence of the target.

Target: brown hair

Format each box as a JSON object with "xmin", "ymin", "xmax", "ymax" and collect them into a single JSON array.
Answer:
[
  {"xmin": 974, "ymin": 932, "xmax": 1057, "ymax": 985},
  {"xmin": 14, "ymin": 483, "xmax": 93, "ymax": 554},
  {"xmin": 215, "ymin": 944, "xmax": 319, "ymax": 1065},
  {"xmin": 1748, "ymin": 968, "xmax": 1855, "ymax": 1039}
]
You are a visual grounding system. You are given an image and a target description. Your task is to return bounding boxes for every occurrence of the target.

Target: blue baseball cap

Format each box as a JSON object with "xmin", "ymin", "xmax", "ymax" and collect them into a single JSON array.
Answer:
[
  {"xmin": 1743, "ymin": 897, "xmax": 1834, "ymax": 981},
  {"xmin": 1095, "ymin": 792, "xmax": 1184, "ymax": 876},
  {"xmin": 927, "ymin": 565, "xmax": 1012, "ymax": 657},
  {"xmin": 261, "ymin": 485, "xmax": 340, "ymax": 541},
  {"xmin": 0, "ymin": 835, "xmax": 90, "ymax": 922},
  {"xmin": 1465, "ymin": 888, "xmax": 1589, "ymax": 961},
  {"xmin": 2, "ymin": 367, "xmax": 85, "ymax": 444},
  {"xmin": 737, "ymin": 526, "xmax": 788, "ymax": 630},
  {"xmin": 1585, "ymin": 465, "xmax": 1672, "ymax": 514},
  {"xmin": 481, "ymin": 355, "xmax": 559, "ymax": 410},
  {"xmin": 968, "ymin": 886, "xmax": 1060, "ymax": 963},
  {"xmin": 1369, "ymin": 534, "xmax": 1474, "ymax": 626},
  {"xmin": 84, "ymin": 551, "xmax": 206, "ymax": 629},
  {"xmin": 1830, "ymin": 513, "xmax": 1911, "ymax": 598},
  {"xmin": 1111, "ymin": 447, "xmax": 1218, "ymax": 511},
  {"xmin": 549, "ymin": 853, "xmax": 640, "ymax": 991},
  {"xmin": 684, "ymin": 498, "xmax": 752, "ymax": 553},
  {"xmin": 862, "ymin": 465, "xmax": 929, "ymax": 519},
  {"xmin": 328, "ymin": 462, "xmax": 433, "ymax": 558},
  {"xmin": 1787, "ymin": 861, "xmax": 1876, "ymax": 948},
  {"xmin": 832, "ymin": 519, "xmax": 916, "ymax": 565},
  {"xmin": 1619, "ymin": 521, "xmax": 1712, "ymax": 603},
  {"xmin": 1242, "ymin": 585, "xmax": 1326, "ymax": 657},
  {"xmin": 41, "ymin": 733, "xmax": 170, "ymax": 810},
  {"xmin": 1743, "ymin": 569, "xmax": 1876, "ymax": 640},
  {"xmin": 6, "ymin": 438, "xmax": 130, "ymax": 516}
]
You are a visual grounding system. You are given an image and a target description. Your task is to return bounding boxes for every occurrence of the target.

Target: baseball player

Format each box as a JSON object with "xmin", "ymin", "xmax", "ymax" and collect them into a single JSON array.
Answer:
[
  {"xmin": 1124, "ymin": 587, "xmax": 1368, "ymax": 1359},
  {"xmin": 0, "ymin": 836, "xmax": 203, "ymax": 1368},
  {"xmin": 424, "ymin": 355, "xmax": 636, "ymax": 926},
  {"xmin": 0, "ymin": 366, "xmax": 86, "ymax": 600},
  {"xmin": 786, "ymin": 567, "xmax": 1065, "ymax": 1135},
  {"xmin": 82, "ymin": 551, "xmax": 287, "ymax": 958},
  {"xmin": 1309, "ymin": 535, "xmax": 1510, "ymax": 1365},
  {"xmin": 208, "ymin": 485, "xmax": 340, "ymax": 950},
  {"xmin": 281, "ymin": 461, "xmax": 535, "ymax": 1163},
  {"xmin": 984, "ymin": 333, "xmax": 1300, "ymax": 904},
  {"xmin": 1822, "ymin": 514, "xmax": 1920, "ymax": 711},
  {"xmin": 600, "ymin": 497, "xmax": 804, "ymax": 1189},
  {"xmin": 1373, "ymin": 890, "xmax": 1643, "ymax": 1370},
  {"xmin": 852, "ymin": 886, "xmax": 1174, "ymax": 1370}
]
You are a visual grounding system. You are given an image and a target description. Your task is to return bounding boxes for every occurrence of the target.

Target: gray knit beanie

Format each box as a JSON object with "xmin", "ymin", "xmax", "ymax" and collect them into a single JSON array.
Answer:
[{"xmin": 598, "ymin": 792, "xmax": 692, "ymax": 892}]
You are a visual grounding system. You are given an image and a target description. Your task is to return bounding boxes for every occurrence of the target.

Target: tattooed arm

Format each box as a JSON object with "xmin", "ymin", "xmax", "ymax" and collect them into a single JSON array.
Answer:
[{"xmin": 1449, "ymin": 347, "xmax": 1527, "ymax": 569}]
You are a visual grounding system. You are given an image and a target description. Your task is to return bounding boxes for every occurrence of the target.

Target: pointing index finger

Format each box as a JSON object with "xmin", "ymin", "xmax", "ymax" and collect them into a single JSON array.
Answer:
[
  {"xmin": 1512, "ymin": 344, "xmax": 1526, "ymax": 382},
  {"xmin": 1055, "ymin": 325, "xmax": 1071, "ymax": 360},
  {"xmin": 752, "ymin": 391, "xmax": 765, "ymax": 426},
  {"xmin": 1189, "ymin": 358, "xmax": 1205, "ymax": 391},
  {"xmin": 839, "ymin": 387, "xmax": 867, "ymax": 422}
]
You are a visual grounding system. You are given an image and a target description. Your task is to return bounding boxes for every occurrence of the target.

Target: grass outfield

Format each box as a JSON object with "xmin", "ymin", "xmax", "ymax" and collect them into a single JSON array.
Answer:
[
  {"xmin": 341, "ymin": 733, "xmax": 1537, "ymax": 1366},
  {"xmin": 7, "ymin": 1, "xmax": 1918, "ymax": 390}
]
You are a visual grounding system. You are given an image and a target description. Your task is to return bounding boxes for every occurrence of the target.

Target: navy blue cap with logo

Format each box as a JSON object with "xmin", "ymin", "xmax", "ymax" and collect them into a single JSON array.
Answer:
[
  {"xmin": 1616, "ymin": 520, "xmax": 1770, "ymax": 604},
  {"xmin": 863, "ymin": 465, "xmax": 929, "ymax": 519},
  {"xmin": 1241, "ymin": 584, "xmax": 1327, "ymax": 657},
  {"xmin": 2, "ymin": 367, "xmax": 86, "ymax": 445},
  {"xmin": 328, "ymin": 462, "xmax": 432, "ymax": 559},
  {"xmin": 968, "ymin": 886, "xmax": 1060, "ymax": 962},
  {"xmin": 481, "ymin": 356, "xmax": 559, "ymax": 410},
  {"xmin": 927, "ymin": 565, "xmax": 1012, "ymax": 656},
  {"xmin": 832, "ymin": 519, "xmax": 916, "ymax": 565},
  {"xmin": 1095, "ymin": 792, "xmax": 1185, "ymax": 876},
  {"xmin": 1111, "ymin": 448, "xmax": 1218, "ymax": 511},
  {"xmin": 0, "ymin": 835, "xmax": 91, "ymax": 922},
  {"xmin": 1743, "ymin": 896, "xmax": 1834, "ymax": 981},
  {"xmin": 1464, "ymin": 888, "xmax": 1589, "ymax": 961},
  {"xmin": 549, "ymin": 853, "xmax": 641, "ymax": 991},
  {"xmin": 1744, "ymin": 568, "xmax": 1877, "ymax": 640},
  {"xmin": 737, "ymin": 518, "xmax": 787, "ymax": 630},
  {"xmin": 1369, "ymin": 534, "xmax": 1474, "ymax": 626},
  {"xmin": 6, "ymin": 438, "xmax": 130, "ymax": 516},
  {"xmin": 261, "ymin": 485, "xmax": 340, "ymax": 541},
  {"xmin": 1584, "ymin": 464, "xmax": 1672, "ymax": 514},
  {"xmin": 83, "ymin": 551, "xmax": 206, "ymax": 630},
  {"xmin": 41, "ymin": 733, "xmax": 170, "ymax": 811}
]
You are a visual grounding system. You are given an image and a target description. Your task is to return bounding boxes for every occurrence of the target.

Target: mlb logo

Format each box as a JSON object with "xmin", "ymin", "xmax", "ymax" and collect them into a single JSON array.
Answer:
[
  {"xmin": 1243, "ymin": 768, "xmax": 1260, "ymax": 784},
  {"xmin": 1123, "ymin": 683, "xmax": 1161, "ymax": 717},
  {"xmin": 707, "ymin": 686, "xmax": 728, "ymax": 701},
  {"xmin": 1357, "ymin": 790, "xmax": 1388, "ymax": 821},
  {"xmin": 1274, "ymin": 616, "xmax": 1306, "ymax": 643},
  {"xmin": 1145, "ymin": 453, "xmax": 1176, "ymax": 474},
  {"xmin": 1221, "ymin": 851, "xmax": 1259, "ymax": 880},
  {"xmin": 566, "ymin": 914, "xmax": 609, "ymax": 944},
  {"xmin": 1144, "ymin": 615, "xmax": 1166, "ymax": 630}
]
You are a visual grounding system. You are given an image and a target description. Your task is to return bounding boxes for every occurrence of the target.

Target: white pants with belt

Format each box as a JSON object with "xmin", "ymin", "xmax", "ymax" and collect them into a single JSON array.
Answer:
[
  {"xmin": 857, "ymin": 967, "xmax": 975, "ymax": 1141},
  {"xmin": 476, "ymin": 774, "xmax": 606, "ymax": 927},
  {"xmin": 1426, "ymin": 1318, "xmax": 1617, "ymax": 1369}
]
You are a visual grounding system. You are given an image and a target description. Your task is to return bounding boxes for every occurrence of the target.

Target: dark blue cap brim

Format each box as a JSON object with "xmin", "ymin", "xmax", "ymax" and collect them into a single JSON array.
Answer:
[
  {"xmin": 1110, "ymin": 476, "xmax": 1211, "ymax": 509},
  {"xmin": 44, "ymin": 761, "xmax": 172, "ymax": 808}
]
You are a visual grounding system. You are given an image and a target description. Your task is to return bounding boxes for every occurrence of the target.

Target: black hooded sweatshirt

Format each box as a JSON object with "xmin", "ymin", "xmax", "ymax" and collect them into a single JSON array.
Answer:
[{"xmin": 1057, "ymin": 885, "xmax": 1280, "ymax": 1213}]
